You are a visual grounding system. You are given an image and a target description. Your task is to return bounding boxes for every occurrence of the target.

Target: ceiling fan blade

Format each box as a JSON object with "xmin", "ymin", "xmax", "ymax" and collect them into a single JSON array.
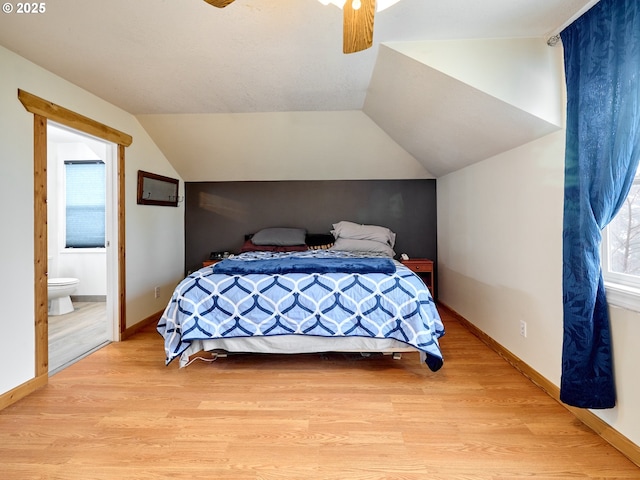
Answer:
[
  {"xmin": 343, "ymin": 0, "xmax": 376, "ymax": 54},
  {"xmin": 203, "ymin": 0, "xmax": 235, "ymax": 8}
]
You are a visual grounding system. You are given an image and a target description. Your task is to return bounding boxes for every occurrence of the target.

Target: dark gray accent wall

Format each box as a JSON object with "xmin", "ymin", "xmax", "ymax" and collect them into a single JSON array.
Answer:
[{"xmin": 185, "ymin": 180, "xmax": 436, "ymax": 274}]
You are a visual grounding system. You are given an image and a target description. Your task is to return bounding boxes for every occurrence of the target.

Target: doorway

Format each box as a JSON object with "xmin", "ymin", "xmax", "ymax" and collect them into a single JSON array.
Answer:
[
  {"xmin": 47, "ymin": 123, "xmax": 117, "ymax": 374},
  {"xmin": 19, "ymin": 89, "xmax": 132, "ymax": 383}
]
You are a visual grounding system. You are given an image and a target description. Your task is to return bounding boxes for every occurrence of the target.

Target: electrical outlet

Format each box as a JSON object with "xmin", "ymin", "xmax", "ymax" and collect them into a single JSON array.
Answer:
[
  {"xmin": 519, "ymin": 320, "xmax": 527, "ymax": 338},
  {"xmin": 154, "ymin": 286, "xmax": 160, "ymax": 299}
]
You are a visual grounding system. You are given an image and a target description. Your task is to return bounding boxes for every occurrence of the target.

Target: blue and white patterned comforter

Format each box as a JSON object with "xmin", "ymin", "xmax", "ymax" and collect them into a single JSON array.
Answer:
[{"xmin": 157, "ymin": 250, "xmax": 445, "ymax": 371}]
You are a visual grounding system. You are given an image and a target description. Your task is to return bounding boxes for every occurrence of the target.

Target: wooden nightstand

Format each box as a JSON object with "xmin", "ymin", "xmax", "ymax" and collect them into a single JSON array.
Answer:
[
  {"xmin": 400, "ymin": 258, "xmax": 435, "ymax": 296},
  {"xmin": 202, "ymin": 260, "xmax": 222, "ymax": 267}
]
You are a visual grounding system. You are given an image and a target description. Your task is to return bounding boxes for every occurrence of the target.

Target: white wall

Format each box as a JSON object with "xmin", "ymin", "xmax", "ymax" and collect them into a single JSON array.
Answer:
[
  {"xmin": 438, "ymin": 131, "xmax": 565, "ymax": 381},
  {"xmin": 437, "ymin": 129, "xmax": 640, "ymax": 447},
  {"xmin": 0, "ymin": 45, "xmax": 185, "ymax": 394},
  {"xmin": 389, "ymin": 38, "xmax": 563, "ymax": 127},
  {"xmin": 136, "ymin": 111, "xmax": 433, "ymax": 182}
]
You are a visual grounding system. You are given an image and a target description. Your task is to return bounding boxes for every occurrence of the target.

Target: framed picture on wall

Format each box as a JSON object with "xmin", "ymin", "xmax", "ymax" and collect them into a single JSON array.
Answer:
[{"xmin": 137, "ymin": 170, "xmax": 180, "ymax": 207}]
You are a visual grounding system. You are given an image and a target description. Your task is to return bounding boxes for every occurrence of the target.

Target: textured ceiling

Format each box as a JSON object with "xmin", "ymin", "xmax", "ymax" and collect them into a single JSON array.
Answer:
[{"xmin": 0, "ymin": 0, "xmax": 595, "ymax": 115}]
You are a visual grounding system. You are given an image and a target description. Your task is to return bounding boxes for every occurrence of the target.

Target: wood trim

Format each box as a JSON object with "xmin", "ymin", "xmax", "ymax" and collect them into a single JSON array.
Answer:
[
  {"xmin": 121, "ymin": 310, "xmax": 163, "ymax": 340},
  {"xmin": 33, "ymin": 115, "xmax": 48, "ymax": 378},
  {"xmin": 0, "ymin": 374, "xmax": 48, "ymax": 411},
  {"xmin": 438, "ymin": 302, "xmax": 640, "ymax": 468},
  {"xmin": 118, "ymin": 144, "xmax": 127, "ymax": 338},
  {"xmin": 18, "ymin": 90, "xmax": 132, "ymax": 147}
]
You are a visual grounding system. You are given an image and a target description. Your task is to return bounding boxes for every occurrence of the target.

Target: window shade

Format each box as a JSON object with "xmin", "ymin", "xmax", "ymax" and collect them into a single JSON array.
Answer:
[{"xmin": 65, "ymin": 161, "xmax": 106, "ymax": 248}]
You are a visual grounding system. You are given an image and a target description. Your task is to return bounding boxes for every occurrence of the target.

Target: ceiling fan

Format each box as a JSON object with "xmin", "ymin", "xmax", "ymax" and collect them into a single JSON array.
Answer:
[{"xmin": 203, "ymin": 0, "xmax": 376, "ymax": 54}]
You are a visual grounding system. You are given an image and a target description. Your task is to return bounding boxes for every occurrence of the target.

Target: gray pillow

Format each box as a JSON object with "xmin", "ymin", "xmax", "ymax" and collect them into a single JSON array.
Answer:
[{"xmin": 251, "ymin": 227, "xmax": 307, "ymax": 246}]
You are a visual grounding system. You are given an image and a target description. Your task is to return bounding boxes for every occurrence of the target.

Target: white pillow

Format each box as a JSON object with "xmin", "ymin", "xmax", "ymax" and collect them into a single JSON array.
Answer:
[
  {"xmin": 329, "ymin": 238, "xmax": 396, "ymax": 258},
  {"xmin": 331, "ymin": 221, "xmax": 396, "ymax": 247}
]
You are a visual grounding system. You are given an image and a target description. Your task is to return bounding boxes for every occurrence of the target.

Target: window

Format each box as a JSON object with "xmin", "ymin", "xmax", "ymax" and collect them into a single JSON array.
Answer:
[
  {"xmin": 603, "ymin": 165, "xmax": 640, "ymax": 310},
  {"xmin": 64, "ymin": 160, "xmax": 106, "ymax": 248}
]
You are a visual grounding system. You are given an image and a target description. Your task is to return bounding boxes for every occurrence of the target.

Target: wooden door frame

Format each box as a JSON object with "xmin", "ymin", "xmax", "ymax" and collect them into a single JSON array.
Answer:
[{"xmin": 18, "ymin": 89, "xmax": 132, "ymax": 379}]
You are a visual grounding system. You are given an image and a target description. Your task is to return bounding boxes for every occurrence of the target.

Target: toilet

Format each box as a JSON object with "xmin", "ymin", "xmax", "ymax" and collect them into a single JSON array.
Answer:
[{"xmin": 48, "ymin": 277, "xmax": 80, "ymax": 316}]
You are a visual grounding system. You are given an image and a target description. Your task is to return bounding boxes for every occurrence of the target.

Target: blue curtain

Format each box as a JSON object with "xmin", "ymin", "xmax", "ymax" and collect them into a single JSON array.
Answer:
[{"xmin": 560, "ymin": 0, "xmax": 640, "ymax": 409}]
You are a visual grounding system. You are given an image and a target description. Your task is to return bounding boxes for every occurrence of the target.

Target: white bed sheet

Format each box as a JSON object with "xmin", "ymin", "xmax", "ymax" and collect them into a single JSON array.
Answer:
[{"xmin": 179, "ymin": 335, "xmax": 417, "ymax": 367}]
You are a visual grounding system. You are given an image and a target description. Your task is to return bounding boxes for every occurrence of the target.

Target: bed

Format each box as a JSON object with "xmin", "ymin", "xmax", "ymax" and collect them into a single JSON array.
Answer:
[{"xmin": 157, "ymin": 223, "xmax": 445, "ymax": 371}]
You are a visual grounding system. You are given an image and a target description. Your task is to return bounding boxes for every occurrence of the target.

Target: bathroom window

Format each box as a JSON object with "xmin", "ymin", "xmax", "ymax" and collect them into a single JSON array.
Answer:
[{"xmin": 64, "ymin": 160, "xmax": 106, "ymax": 248}]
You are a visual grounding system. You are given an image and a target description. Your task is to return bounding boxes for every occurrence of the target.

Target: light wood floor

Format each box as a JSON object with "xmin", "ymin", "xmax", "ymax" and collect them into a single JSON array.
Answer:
[
  {"xmin": 1, "ymin": 309, "xmax": 638, "ymax": 479},
  {"xmin": 48, "ymin": 301, "xmax": 110, "ymax": 375}
]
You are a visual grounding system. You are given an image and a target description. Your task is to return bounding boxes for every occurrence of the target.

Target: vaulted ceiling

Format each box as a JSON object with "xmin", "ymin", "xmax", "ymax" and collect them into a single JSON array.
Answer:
[{"xmin": 0, "ymin": 0, "xmax": 597, "ymax": 178}]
